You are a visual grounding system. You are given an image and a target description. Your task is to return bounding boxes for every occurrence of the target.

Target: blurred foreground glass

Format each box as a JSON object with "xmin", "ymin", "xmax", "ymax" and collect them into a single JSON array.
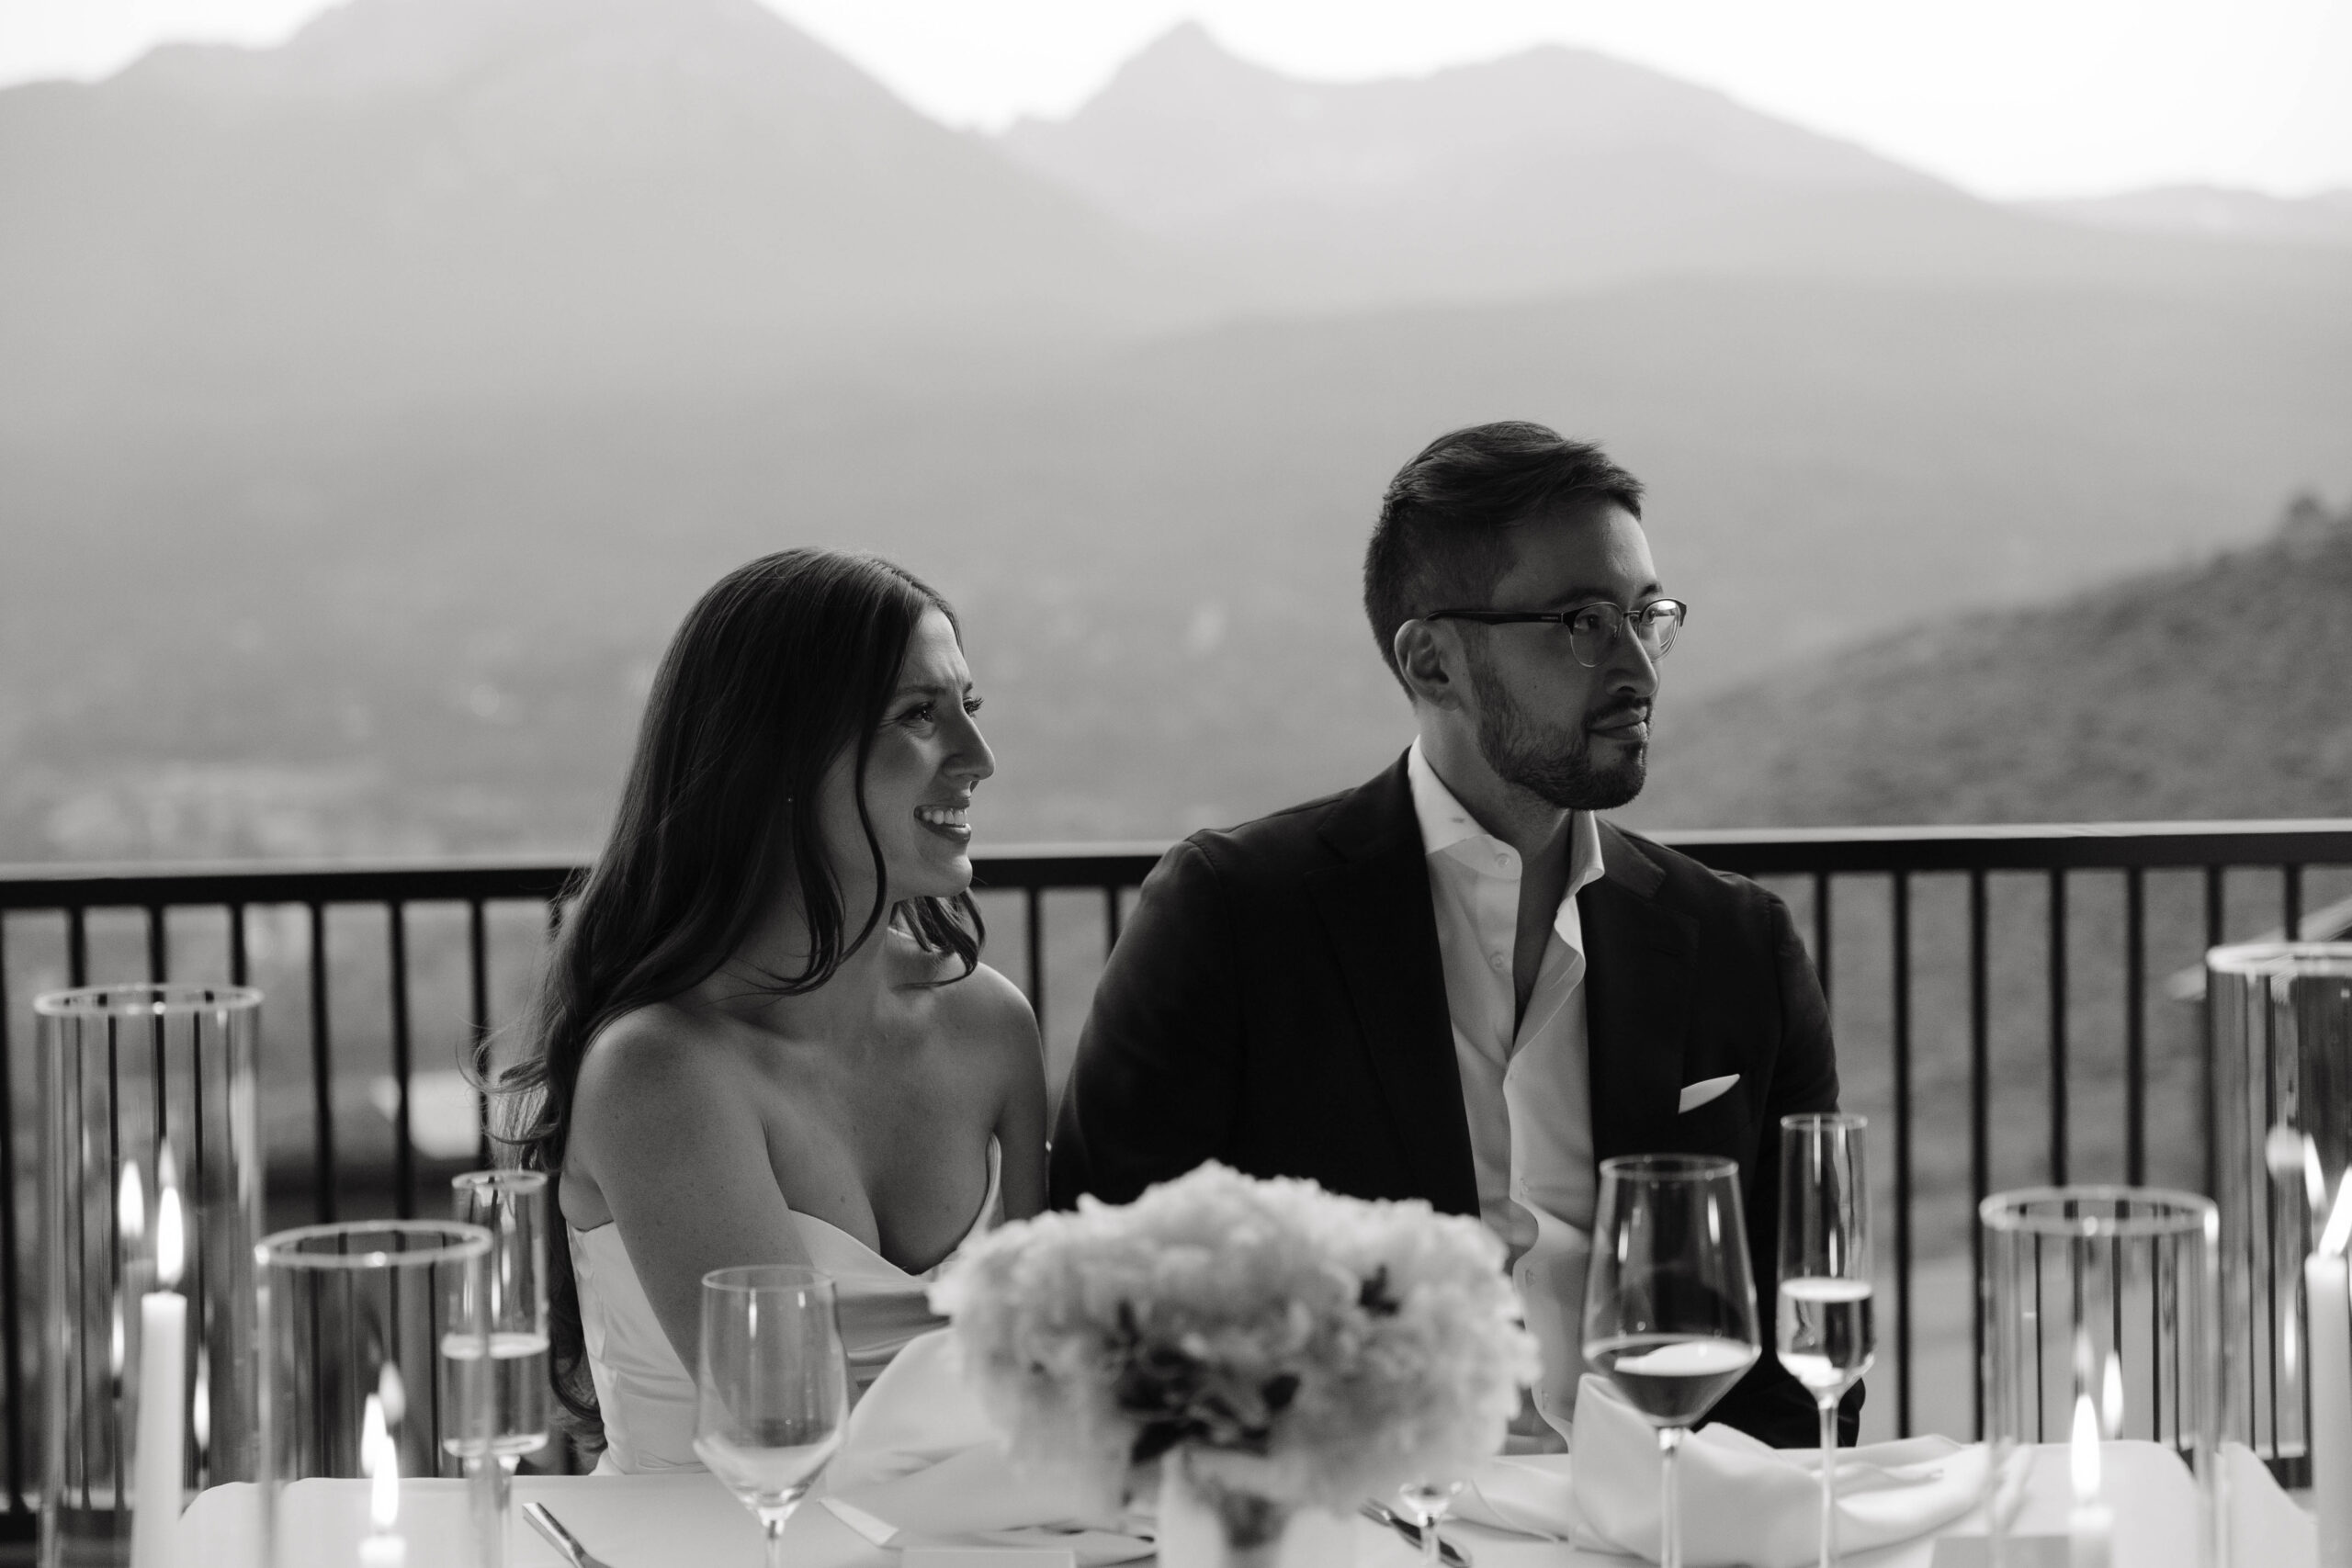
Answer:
[
  {"xmin": 256, "ymin": 1222, "xmax": 498, "ymax": 1568},
  {"xmin": 37, "ymin": 985, "xmax": 263, "ymax": 1568},
  {"xmin": 1777, "ymin": 1113, "xmax": 1873, "ymax": 1568},
  {"xmin": 1584, "ymin": 1155, "xmax": 1761, "ymax": 1568},
  {"xmin": 448, "ymin": 1168, "xmax": 550, "ymax": 1554},
  {"xmin": 695, "ymin": 1266, "xmax": 850, "ymax": 1568},
  {"xmin": 1980, "ymin": 1188, "xmax": 2220, "ymax": 1568},
  {"xmin": 2207, "ymin": 941, "xmax": 2352, "ymax": 1483}
]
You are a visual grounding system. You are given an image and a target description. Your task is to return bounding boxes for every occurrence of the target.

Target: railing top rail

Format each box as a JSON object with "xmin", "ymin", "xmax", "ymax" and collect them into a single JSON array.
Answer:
[{"xmin": 4, "ymin": 819, "xmax": 2350, "ymax": 908}]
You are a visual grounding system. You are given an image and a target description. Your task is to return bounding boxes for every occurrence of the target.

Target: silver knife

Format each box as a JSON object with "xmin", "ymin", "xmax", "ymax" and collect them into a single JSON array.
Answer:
[
  {"xmin": 523, "ymin": 1501, "xmax": 619, "ymax": 1568},
  {"xmin": 1359, "ymin": 1501, "xmax": 1473, "ymax": 1568}
]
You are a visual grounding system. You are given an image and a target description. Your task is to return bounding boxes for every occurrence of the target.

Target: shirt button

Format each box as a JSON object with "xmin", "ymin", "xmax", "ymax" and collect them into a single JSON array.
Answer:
[{"xmin": 1489, "ymin": 953, "xmax": 1507, "ymax": 971}]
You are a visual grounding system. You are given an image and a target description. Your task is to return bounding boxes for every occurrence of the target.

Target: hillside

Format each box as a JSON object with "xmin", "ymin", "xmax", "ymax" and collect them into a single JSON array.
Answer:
[
  {"xmin": 0, "ymin": 0, "xmax": 1216, "ymax": 423},
  {"xmin": 1628, "ymin": 496, "xmax": 2352, "ymax": 829}
]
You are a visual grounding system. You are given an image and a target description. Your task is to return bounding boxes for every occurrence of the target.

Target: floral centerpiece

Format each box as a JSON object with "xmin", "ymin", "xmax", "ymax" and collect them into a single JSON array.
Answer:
[{"xmin": 931, "ymin": 1164, "xmax": 1538, "ymax": 1568}]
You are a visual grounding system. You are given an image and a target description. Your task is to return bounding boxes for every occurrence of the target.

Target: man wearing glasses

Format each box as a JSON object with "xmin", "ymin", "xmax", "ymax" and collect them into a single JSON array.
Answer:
[{"xmin": 1050, "ymin": 421, "xmax": 1848, "ymax": 1450}]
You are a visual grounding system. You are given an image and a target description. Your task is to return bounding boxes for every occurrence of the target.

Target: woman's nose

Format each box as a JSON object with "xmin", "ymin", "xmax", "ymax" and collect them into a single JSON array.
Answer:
[{"xmin": 950, "ymin": 711, "xmax": 996, "ymax": 783}]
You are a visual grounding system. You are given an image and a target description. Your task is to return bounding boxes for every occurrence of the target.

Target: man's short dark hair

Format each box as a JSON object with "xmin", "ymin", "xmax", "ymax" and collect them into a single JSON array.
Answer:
[{"xmin": 1363, "ymin": 422, "xmax": 1645, "ymax": 683}]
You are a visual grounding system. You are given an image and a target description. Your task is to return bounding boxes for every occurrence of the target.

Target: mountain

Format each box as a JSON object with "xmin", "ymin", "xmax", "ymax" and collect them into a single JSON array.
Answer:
[
  {"xmin": 997, "ymin": 24, "xmax": 2349, "ymax": 309},
  {"xmin": 1626, "ymin": 495, "xmax": 2352, "ymax": 830},
  {"xmin": 0, "ymin": 0, "xmax": 1216, "ymax": 424},
  {"xmin": 2023, "ymin": 185, "xmax": 2352, "ymax": 249}
]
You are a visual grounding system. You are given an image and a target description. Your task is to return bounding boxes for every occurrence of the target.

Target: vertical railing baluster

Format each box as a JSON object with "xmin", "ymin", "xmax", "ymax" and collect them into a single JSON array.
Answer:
[
  {"xmin": 1025, "ymin": 886, "xmax": 1046, "ymax": 1043},
  {"xmin": 2125, "ymin": 868, "xmax": 2146, "ymax": 1185},
  {"xmin": 309, "ymin": 900, "xmax": 336, "ymax": 1224},
  {"xmin": 1968, "ymin": 868, "xmax": 1989, "ymax": 1438},
  {"xmin": 2048, "ymin": 870, "xmax": 2069, "ymax": 1185},
  {"xmin": 2203, "ymin": 866, "xmax": 2225, "ymax": 1197},
  {"xmin": 2284, "ymin": 863, "xmax": 2304, "ymax": 941},
  {"xmin": 1813, "ymin": 870, "xmax": 1833, "ymax": 1005},
  {"xmin": 0, "ymin": 912, "xmax": 23, "ymax": 1516},
  {"xmin": 145, "ymin": 904, "xmax": 166, "ymax": 984},
  {"xmin": 1102, "ymin": 885, "xmax": 1122, "ymax": 953},
  {"xmin": 469, "ymin": 898, "xmax": 492, "ymax": 1168},
  {"xmin": 1893, "ymin": 869, "xmax": 1914, "ymax": 1438},
  {"xmin": 229, "ymin": 902, "xmax": 248, "ymax": 987},
  {"xmin": 67, "ymin": 904, "xmax": 88, "ymax": 987},
  {"xmin": 387, "ymin": 901, "xmax": 414, "ymax": 1219}
]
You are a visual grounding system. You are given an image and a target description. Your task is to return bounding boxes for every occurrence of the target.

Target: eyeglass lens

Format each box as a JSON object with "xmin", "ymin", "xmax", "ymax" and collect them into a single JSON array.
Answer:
[{"xmin": 1568, "ymin": 603, "xmax": 1681, "ymax": 666}]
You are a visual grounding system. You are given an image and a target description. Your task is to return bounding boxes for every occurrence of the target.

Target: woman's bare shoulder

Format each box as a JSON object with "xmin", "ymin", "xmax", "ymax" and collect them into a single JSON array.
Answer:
[
  {"xmin": 937, "ymin": 961, "xmax": 1037, "ymax": 1051},
  {"xmin": 573, "ymin": 999, "xmax": 748, "ymax": 1113}
]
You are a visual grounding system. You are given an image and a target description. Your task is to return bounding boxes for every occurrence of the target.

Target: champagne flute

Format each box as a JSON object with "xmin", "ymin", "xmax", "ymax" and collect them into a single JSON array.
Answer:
[
  {"xmin": 443, "ymin": 1170, "xmax": 552, "ymax": 1564},
  {"xmin": 1583, "ymin": 1155, "xmax": 1761, "ymax": 1568},
  {"xmin": 693, "ymin": 1265, "xmax": 850, "ymax": 1568},
  {"xmin": 1776, "ymin": 1114, "xmax": 1874, "ymax": 1568}
]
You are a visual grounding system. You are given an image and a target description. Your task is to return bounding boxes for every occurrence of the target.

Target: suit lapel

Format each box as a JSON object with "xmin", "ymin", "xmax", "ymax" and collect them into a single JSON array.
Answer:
[
  {"xmin": 1583, "ymin": 822, "xmax": 1699, "ymax": 1164},
  {"xmin": 1306, "ymin": 759, "xmax": 1479, "ymax": 1216}
]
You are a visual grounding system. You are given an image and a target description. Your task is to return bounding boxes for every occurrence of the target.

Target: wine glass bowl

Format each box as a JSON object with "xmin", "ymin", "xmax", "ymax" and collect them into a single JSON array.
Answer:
[
  {"xmin": 1583, "ymin": 1154, "xmax": 1761, "ymax": 1568},
  {"xmin": 694, "ymin": 1265, "xmax": 850, "ymax": 1567}
]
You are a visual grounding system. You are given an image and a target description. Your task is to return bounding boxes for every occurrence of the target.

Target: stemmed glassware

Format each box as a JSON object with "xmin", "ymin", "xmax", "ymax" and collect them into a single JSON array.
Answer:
[
  {"xmin": 445, "ymin": 1170, "xmax": 551, "ymax": 1562},
  {"xmin": 694, "ymin": 1265, "xmax": 851, "ymax": 1568},
  {"xmin": 1395, "ymin": 1478, "xmax": 1464, "ymax": 1568},
  {"xmin": 1776, "ymin": 1114, "xmax": 1875, "ymax": 1568},
  {"xmin": 1584, "ymin": 1154, "xmax": 1761, "ymax": 1568}
]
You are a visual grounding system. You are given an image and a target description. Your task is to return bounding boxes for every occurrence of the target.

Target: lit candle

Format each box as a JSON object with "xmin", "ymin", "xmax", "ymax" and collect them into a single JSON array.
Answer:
[
  {"xmin": 2067, "ymin": 1390, "xmax": 2114, "ymax": 1568},
  {"xmin": 2307, "ymin": 1180, "xmax": 2352, "ymax": 1568},
  {"xmin": 359, "ymin": 1390, "xmax": 405, "ymax": 1567},
  {"xmin": 129, "ymin": 1147, "xmax": 187, "ymax": 1568}
]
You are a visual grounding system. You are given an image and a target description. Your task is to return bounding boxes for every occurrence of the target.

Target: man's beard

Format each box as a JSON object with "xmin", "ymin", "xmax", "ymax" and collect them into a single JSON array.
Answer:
[{"xmin": 1469, "ymin": 657, "xmax": 1648, "ymax": 811}]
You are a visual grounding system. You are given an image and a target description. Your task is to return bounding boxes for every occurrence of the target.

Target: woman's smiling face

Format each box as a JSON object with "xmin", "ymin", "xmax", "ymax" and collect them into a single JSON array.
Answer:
[{"xmin": 811, "ymin": 606, "xmax": 995, "ymax": 908}]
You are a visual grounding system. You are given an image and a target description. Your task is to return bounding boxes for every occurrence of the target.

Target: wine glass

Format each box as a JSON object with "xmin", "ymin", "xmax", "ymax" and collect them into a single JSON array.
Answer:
[
  {"xmin": 1583, "ymin": 1154, "xmax": 1761, "ymax": 1568},
  {"xmin": 1776, "ymin": 1114, "xmax": 1873, "ymax": 1568},
  {"xmin": 1396, "ymin": 1479, "xmax": 1464, "ymax": 1568},
  {"xmin": 444, "ymin": 1170, "xmax": 551, "ymax": 1561},
  {"xmin": 693, "ymin": 1266, "xmax": 850, "ymax": 1568}
]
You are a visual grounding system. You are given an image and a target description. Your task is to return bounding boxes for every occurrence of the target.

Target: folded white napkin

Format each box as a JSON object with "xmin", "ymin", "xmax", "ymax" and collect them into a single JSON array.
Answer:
[
  {"xmin": 2223, "ymin": 1440, "xmax": 2318, "ymax": 1568},
  {"xmin": 1555, "ymin": 1373, "xmax": 1983, "ymax": 1568},
  {"xmin": 821, "ymin": 1329, "xmax": 1153, "ymax": 1565}
]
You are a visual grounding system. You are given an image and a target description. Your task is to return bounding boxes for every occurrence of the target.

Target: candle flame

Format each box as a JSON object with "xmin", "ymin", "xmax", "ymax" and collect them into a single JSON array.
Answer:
[
  {"xmin": 192, "ymin": 1348, "xmax": 210, "ymax": 1455},
  {"xmin": 2070, "ymin": 1390, "xmax": 2101, "ymax": 1502},
  {"xmin": 109, "ymin": 1296, "xmax": 126, "ymax": 1382},
  {"xmin": 119, "ymin": 1160, "xmax": 145, "ymax": 1246},
  {"xmin": 154, "ymin": 1145, "xmax": 184, "ymax": 1289},
  {"xmin": 2100, "ymin": 1352, "xmax": 2125, "ymax": 1438},
  {"xmin": 361, "ymin": 1393, "xmax": 400, "ymax": 1532}
]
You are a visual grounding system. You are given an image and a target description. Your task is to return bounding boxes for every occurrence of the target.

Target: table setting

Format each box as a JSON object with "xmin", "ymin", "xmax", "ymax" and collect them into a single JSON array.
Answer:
[{"xmin": 32, "ymin": 948, "xmax": 2352, "ymax": 1567}]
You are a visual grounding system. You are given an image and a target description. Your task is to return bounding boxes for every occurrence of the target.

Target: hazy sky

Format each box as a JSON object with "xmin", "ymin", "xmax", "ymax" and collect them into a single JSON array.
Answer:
[{"xmin": 6, "ymin": 0, "xmax": 2348, "ymax": 199}]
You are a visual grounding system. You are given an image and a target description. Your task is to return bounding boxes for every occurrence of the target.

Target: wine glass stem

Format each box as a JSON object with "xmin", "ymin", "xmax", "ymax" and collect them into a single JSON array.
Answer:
[
  {"xmin": 760, "ymin": 1506, "xmax": 793, "ymax": 1568},
  {"xmin": 1420, "ymin": 1513, "xmax": 1442, "ymax": 1568},
  {"xmin": 1817, "ymin": 1396, "xmax": 1838, "ymax": 1568},
  {"xmin": 1659, "ymin": 1426, "xmax": 1687, "ymax": 1568}
]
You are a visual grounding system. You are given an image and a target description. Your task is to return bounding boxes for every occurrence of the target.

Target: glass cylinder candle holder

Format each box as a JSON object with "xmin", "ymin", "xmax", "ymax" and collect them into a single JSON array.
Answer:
[
  {"xmin": 2207, "ymin": 941, "xmax": 2352, "ymax": 1483},
  {"xmin": 1981, "ymin": 1187, "xmax": 2222, "ymax": 1568},
  {"xmin": 255, "ymin": 1222, "xmax": 498, "ymax": 1568},
  {"xmin": 36, "ymin": 985, "xmax": 264, "ymax": 1568}
]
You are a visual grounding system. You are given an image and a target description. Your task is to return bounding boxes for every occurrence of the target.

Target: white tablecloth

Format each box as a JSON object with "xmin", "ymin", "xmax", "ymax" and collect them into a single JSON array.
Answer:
[{"xmin": 174, "ymin": 1441, "xmax": 2290, "ymax": 1567}]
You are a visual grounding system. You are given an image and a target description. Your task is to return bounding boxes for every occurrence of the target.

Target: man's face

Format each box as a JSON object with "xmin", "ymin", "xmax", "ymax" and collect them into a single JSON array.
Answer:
[{"xmin": 1460, "ymin": 503, "xmax": 1663, "ymax": 812}]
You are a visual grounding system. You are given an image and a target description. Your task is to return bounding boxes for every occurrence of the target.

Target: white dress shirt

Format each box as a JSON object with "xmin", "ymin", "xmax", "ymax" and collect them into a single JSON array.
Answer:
[{"xmin": 1407, "ymin": 739, "xmax": 1605, "ymax": 1438}]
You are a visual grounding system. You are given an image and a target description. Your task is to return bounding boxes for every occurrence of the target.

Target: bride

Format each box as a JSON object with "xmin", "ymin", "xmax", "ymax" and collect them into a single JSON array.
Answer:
[{"xmin": 503, "ymin": 547, "xmax": 1046, "ymax": 1472}]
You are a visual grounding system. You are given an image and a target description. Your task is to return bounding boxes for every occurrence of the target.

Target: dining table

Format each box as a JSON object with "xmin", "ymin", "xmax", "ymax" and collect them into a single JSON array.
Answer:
[{"xmin": 172, "ymin": 1439, "xmax": 2311, "ymax": 1568}]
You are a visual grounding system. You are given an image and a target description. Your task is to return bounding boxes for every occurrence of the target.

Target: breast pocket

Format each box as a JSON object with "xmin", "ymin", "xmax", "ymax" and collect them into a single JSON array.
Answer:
[{"xmin": 1669, "ymin": 1077, "xmax": 1752, "ymax": 1158}]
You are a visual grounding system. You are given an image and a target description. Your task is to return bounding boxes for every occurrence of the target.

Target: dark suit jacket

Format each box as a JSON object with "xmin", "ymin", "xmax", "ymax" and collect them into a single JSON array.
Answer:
[{"xmin": 1050, "ymin": 753, "xmax": 1858, "ymax": 1448}]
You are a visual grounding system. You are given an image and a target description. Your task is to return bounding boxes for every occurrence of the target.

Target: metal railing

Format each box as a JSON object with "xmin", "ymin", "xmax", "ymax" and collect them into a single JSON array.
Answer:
[{"xmin": 4, "ymin": 820, "xmax": 2351, "ymax": 1534}]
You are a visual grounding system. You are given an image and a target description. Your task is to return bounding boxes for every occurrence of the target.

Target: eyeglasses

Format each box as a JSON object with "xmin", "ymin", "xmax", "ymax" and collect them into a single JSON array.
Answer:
[{"xmin": 1422, "ymin": 598, "xmax": 1688, "ymax": 668}]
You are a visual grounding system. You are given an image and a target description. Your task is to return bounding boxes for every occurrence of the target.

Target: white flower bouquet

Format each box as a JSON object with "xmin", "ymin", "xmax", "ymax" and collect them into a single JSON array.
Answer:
[{"xmin": 930, "ymin": 1163, "xmax": 1538, "ymax": 1517}]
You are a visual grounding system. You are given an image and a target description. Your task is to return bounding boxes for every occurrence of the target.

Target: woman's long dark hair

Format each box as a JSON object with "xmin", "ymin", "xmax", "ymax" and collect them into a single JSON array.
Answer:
[{"xmin": 494, "ymin": 548, "xmax": 984, "ymax": 1445}]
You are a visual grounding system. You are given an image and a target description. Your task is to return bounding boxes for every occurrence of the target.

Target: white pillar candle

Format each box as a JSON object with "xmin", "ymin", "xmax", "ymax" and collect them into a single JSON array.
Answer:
[
  {"xmin": 2308, "ymin": 1247, "xmax": 2352, "ymax": 1567},
  {"xmin": 2068, "ymin": 1391, "xmax": 2114, "ymax": 1568},
  {"xmin": 128, "ymin": 1150, "xmax": 187, "ymax": 1568}
]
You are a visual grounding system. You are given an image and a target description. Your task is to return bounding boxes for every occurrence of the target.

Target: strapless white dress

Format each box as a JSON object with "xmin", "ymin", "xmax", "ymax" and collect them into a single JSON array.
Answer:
[{"xmin": 568, "ymin": 1141, "xmax": 1004, "ymax": 1474}]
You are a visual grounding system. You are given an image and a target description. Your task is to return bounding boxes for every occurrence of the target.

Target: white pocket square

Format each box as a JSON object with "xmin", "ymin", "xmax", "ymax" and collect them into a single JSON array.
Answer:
[{"xmin": 1677, "ymin": 1074, "xmax": 1740, "ymax": 1113}]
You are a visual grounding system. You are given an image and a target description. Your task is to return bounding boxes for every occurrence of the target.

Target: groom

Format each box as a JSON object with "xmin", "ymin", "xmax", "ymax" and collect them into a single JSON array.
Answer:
[{"xmin": 1050, "ymin": 422, "xmax": 1853, "ymax": 1449}]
